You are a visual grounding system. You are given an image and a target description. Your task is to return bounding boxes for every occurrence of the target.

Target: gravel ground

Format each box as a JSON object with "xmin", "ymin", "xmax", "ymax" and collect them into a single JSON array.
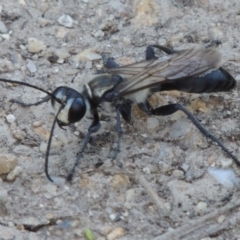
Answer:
[{"xmin": 0, "ymin": 0, "xmax": 240, "ymax": 239}]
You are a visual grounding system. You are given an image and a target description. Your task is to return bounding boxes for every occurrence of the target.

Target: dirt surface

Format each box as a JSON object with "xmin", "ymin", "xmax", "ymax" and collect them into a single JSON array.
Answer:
[{"xmin": 0, "ymin": 0, "xmax": 240, "ymax": 239}]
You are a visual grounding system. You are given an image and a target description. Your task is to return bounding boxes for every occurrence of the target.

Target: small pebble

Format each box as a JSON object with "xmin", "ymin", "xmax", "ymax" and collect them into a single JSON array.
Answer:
[
  {"xmin": 58, "ymin": 14, "xmax": 73, "ymax": 28},
  {"xmin": 39, "ymin": 142, "xmax": 47, "ymax": 153},
  {"xmin": 0, "ymin": 188, "xmax": 9, "ymax": 203},
  {"xmin": 195, "ymin": 201, "xmax": 207, "ymax": 213},
  {"xmin": 85, "ymin": 60, "xmax": 92, "ymax": 69},
  {"xmin": 0, "ymin": 59, "xmax": 14, "ymax": 73},
  {"xmin": 57, "ymin": 58, "xmax": 64, "ymax": 64},
  {"xmin": 7, "ymin": 166, "xmax": 23, "ymax": 181},
  {"xmin": 235, "ymin": 74, "xmax": 240, "ymax": 81},
  {"xmin": 110, "ymin": 174, "xmax": 130, "ymax": 191},
  {"xmin": 0, "ymin": 21, "xmax": 8, "ymax": 33},
  {"xmin": 181, "ymin": 163, "xmax": 190, "ymax": 172},
  {"xmin": 6, "ymin": 114, "xmax": 16, "ymax": 123},
  {"xmin": 93, "ymin": 30, "xmax": 105, "ymax": 39},
  {"xmin": 217, "ymin": 215, "xmax": 225, "ymax": 223},
  {"xmin": 73, "ymin": 131, "xmax": 80, "ymax": 136},
  {"xmin": 100, "ymin": 225, "xmax": 112, "ymax": 235},
  {"xmin": 12, "ymin": 129, "xmax": 27, "ymax": 140},
  {"xmin": 142, "ymin": 167, "xmax": 151, "ymax": 174},
  {"xmin": 44, "ymin": 184, "xmax": 57, "ymax": 195},
  {"xmin": 27, "ymin": 61, "xmax": 37, "ymax": 73},
  {"xmin": 51, "ymin": 176, "xmax": 66, "ymax": 186},
  {"xmin": 159, "ymin": 161, "xmax": 173, "ymax": 173},
  {"xmin": 33, "ymin": 121, "xmax": 42, "ymax": 127},
  {"xmin": 109, "ymin": 214, "xmax": 117, "ymax": 221},
  {"xmin": 107, "ymin": 227, "xmax": 126, "ymax": 240},
  {"xmin": 208, "ymin": 27, "xmax": 223, "ymax": 41},
  {"xmin": 146, "ymin": 117, "xmax": 159, "ymax": 133},
  {"xmin": 37, "ymin": 17, "xmax": 52, "ymax": 27},
  {"xmin": 185, "ymin": 169, "xmax": 205, "ymax": 182},
  {"xmin": 86, "ymin": 52, "xmax": 102, "ymax": 61},
  {"xmin": 172, "ymin": 169, "xmax": 184, "ymax": 178},
  {"xmin": 28, "ymin": 38, "xmax": 46, "ymax": 53},
  {"xmin": 220, "ymin": 158, "xmax": 233, "ymax": 168},
  {"xmin": 125, "ymin": 189, "xmax": 135, "ymax": 203},
  {"xmin": 55, "ymin": 48, "xmax": 70, "ymax": 59},
  {"xmin": 208, "ymin": 167, "xmax": 240, "ymax": 188},
  {"xmin": 0, "ymin": 154, "xmax": 18, "ymax": 175}
]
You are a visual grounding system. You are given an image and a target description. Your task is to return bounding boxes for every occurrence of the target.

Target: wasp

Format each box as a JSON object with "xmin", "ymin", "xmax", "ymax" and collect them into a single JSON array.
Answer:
[{"xmin": 0, "ymin": 44, "xmax": 238, "ymax": 182}]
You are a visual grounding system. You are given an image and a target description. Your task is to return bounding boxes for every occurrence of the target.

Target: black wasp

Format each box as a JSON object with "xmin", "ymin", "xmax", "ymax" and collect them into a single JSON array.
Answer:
[{"xmin": 0, "ymin": 44, "xmax": 239, "ymax": 182}]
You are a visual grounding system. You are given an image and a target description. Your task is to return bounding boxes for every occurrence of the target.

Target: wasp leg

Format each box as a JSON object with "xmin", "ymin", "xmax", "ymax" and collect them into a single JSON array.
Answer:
[
  {"xmin": 146, "ymin": 45, "xmax": 178, "ymax": 60},
  {"xmin": 102, "ymin": 54, "xmax": 119, "ymax": 69},
  {"xmin": 138, "ymin": 100, "xmax": 240, "ymax": 167},
  {"xmin": 10, "ymin": 95, "xmax": 51, "ymax": 107},
  {"xmin": 67, "ymin": 108, "xmax": 101, "ymax": 181},
  {"xmin": 107, "ymin": 106, "xmax": 123, "ymax": 166},
  {"xmin": 119, "ymin": 100, "xmax": 132, "ymax": 123},
  {"xmin": 205, "ymin": 40, "xmax": 222, "ymax": 48},
  {"xmin": 100, "ymin": 56, "xmax": 129, "ymax": 161}
]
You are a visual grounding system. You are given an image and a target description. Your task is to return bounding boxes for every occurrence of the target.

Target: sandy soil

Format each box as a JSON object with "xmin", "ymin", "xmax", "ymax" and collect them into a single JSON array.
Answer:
[{"xmin": 0, "ymin": 0, "xmax": 240, "ymax": 239}]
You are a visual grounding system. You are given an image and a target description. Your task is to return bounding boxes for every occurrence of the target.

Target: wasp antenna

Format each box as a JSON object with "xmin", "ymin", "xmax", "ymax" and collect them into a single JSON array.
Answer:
[
  {"xmin": 0, "ymin": 78, "xmax": 61, "ymax": 104},
  {"xmin": 45, "ymin": 106, "xmax": 64, "ymax": 182}
]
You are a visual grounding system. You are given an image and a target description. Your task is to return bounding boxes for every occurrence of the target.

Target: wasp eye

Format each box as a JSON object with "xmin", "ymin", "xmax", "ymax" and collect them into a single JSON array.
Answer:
[{"xmin": 68, "ymin": 97, "xmax": 86, "ymax": 123}]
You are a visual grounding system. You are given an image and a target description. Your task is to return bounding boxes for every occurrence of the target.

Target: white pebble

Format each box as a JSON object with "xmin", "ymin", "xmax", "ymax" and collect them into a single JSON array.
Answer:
[
  {"xmin": 172, "ymin": 169, "xmax": 184, "ymax": 178},
  {"xmin": 0, "ymin": 21, "xmax": 8, "ymax": 33},
  {"xmin": 6, "ymin": 114, "xmax": 16, "ymax": 123},
  {"xmin": 58, "ymin": 14, "xmax": 73, "ymax": 28},
  {"xmin": 142, "ymin": 167, "xmax": 151, "ymax": 174},
  {"xmin": 51, "ymin": 176, "xmax": 66, "ymax": 185},
  {"xmin": 86, "ymin": 52, "xmax": 102, "ymax": 61},
  {"xmin": 52, "ymin": 67, "xmax": 59, "ymax": 74},
  {"xmin": 235, "ymin": 74, "xmax": 240, "ymax": 81},
  {"xmin": 57, "ymin": 58, "xmax": 64, "ymax": 64},
  {"xmin": 27, "ymin": 61, "xmax": 37, "ymax": 73},
  {"xmin": 93, "ymin": 30, "xmax": 104, "ymax": 39},
  {"xmin": 74, "ymin": 131, "xmax": 80, "ymax": 136},
  {"xmin": 109, "ymin": 214, "xmax": 116, "ymax": 221},
  {"xmin": 19, "ymin": 44, "xmax": 26, "ymax": 50},
  {"xmin": 208, "ymin": 167, "xmax": 240, "ymax": 188},
  {"xmin": 220, "ymin": 158, "xmax": 233, "ymax": 168},
  {"xmin": 195, "ymin": 201, "xmax": 207, "ymax": 213},
  {"xmin": 39, "ymin": 142, "xmax": 47, "ymax": 153},
  {"xmin": 217, "ymin": 215, "xmax": 225, "ymax": 223},
  {"xmin": 44, "ymin": 184, "xmax": 57, "ymax": 195}
]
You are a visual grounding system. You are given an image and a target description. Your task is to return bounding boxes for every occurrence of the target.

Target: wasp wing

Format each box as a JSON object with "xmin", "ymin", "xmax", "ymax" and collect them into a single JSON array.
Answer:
[{"xmin": 108, "ymin": 46, "xmax": 222, "ymax": 97}]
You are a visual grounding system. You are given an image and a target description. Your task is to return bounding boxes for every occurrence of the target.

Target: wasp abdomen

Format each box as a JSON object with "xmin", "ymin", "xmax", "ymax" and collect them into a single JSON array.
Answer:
[{"xmin": 160, "ymin": 67, "xmax": 236, "ymax": 94}]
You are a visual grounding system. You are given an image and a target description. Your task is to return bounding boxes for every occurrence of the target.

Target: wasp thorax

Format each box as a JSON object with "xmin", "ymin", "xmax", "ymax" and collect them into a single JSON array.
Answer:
[{"xmin": 51, "ymin": 87, "xmax": 87, "ymax": 126}]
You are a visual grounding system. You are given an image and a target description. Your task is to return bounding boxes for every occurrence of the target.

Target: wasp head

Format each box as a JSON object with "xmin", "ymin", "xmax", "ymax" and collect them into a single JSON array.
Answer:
[{"xmin": 51, "ymin": 87, "xmax": 87, "ymax": 127}]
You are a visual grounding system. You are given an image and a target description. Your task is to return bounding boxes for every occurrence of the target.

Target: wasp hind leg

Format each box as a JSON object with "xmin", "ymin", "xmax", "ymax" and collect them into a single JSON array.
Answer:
[{"xmin": 138, "ymin": 100, "xmax": 240, "ymax": 167}]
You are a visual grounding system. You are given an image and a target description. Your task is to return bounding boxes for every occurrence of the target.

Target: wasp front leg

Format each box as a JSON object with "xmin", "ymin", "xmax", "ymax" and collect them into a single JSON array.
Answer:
[{"xmin": 67, "ymin": 108, "xmax": 101, "ymax": 181}]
